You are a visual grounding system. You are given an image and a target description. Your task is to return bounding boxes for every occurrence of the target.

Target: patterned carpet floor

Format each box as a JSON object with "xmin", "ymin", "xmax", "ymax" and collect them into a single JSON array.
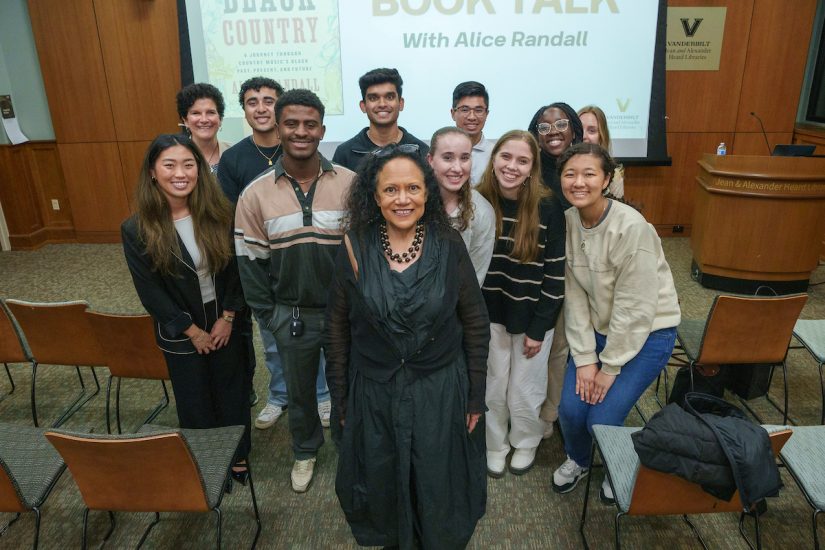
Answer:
[{"xmin": 0, "ymin": 238, "xmax": 824, "ymax": 549}]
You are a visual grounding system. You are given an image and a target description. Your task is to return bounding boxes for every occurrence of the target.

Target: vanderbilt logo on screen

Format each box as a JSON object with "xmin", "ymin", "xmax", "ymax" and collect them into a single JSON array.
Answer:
[
  {"xmin": 680, "ymin": 18, "xmax": 703, "ymax": 37},
  {"xmin": 616, "ymin": 98, "xmax": 631, "ymax": 112}
]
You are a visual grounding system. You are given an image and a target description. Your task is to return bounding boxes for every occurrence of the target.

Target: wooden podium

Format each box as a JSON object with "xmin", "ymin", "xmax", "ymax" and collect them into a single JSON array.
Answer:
[{"xmin": 691, "ymin": 154, "xmax": 825, "ymax": 294}]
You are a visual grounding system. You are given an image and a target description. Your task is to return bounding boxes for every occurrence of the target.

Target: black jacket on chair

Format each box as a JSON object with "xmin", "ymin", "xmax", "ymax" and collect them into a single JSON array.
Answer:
[
  {"xmin": 121, "ymin": 216, "xmax": 246, "ymax": 354},
  {"xmin": 631, "ymin": 393, "xmax": 782, "ymax": 508}
]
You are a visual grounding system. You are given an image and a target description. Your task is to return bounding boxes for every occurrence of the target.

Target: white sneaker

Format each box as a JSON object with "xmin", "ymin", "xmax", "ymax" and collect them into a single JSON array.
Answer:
[
  {"xmin": 552, "ymin": 456, "xmax": 589, "ymax": 494},
  {"xmin": 487, "ymin": 450, "xmax": 507, "ymax": 479},
  {"xmin": 542, "ymin": 420, "xmax": 554, "ymax": 439},
  {"xmin": 600, "ymin": 477, "xmax": 616, "ymax": 505},
  {"xmin": 291, "ymin": 458, "xmax": 316, "ymax": 493},
  {"xmin": 509, "ymin": 447, "xmax": 538, "ymax": 475},
  {"xmin": 318, "ymin": 400, "xmax": 331, "ymax": 428},
  {"xmin": 254, "ymin": 404, "xmax": 284, "ymax": 430}
]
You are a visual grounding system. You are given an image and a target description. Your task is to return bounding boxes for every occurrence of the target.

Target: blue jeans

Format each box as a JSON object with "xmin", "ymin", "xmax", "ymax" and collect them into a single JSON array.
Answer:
[
  {"xmin": 257, "ymin": 319, "xmax": 330, "ymax": 407},
  {"xmin": 558, "ymin": 327, "xmax": 676, "ymax": 467}
]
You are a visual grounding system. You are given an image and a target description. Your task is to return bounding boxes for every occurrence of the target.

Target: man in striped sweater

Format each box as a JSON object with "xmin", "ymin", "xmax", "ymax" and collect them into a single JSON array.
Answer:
[{"xmin": 235, "ymin": 89, "xmax": 354, "ymax": 493}]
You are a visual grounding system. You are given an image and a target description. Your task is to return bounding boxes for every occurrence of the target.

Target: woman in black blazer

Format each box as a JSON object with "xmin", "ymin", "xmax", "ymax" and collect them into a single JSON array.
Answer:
[{"xmin": 122, "ymin": 133, "xmax": 251, "ymax": 484}]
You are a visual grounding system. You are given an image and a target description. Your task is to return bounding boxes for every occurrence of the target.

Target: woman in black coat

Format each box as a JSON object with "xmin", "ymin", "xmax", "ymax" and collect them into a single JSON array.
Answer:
[
  {"xmin": 325, "ymin": 146, "xmax": 490, "ymax": 549},
  {"xmin": 121, "ymin": 133, "xmax": 251, "ymax": 483}
]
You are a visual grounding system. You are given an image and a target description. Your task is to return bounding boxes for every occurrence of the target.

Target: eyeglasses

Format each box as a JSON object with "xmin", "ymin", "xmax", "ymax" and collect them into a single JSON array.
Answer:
[
  {"xmin": 536, "ymin": 119, "xmax": 570, "ymax": 135},
  {"xmin": 371, "ymin": 143, "xmax": 420, "ymax": 158},
  {"xmin": 454, "ymin": 106, "xmax": 488, "ymax": 116}
]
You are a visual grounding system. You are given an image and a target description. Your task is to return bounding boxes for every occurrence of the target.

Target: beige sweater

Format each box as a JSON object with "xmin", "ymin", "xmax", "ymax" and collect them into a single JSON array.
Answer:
[{"xmin": 564, "ymin": 201, "xmax": 680, "ymax": 375}]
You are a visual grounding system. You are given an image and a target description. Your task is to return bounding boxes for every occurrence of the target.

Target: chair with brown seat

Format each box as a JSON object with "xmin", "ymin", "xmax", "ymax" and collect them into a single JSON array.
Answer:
[
  {"xmin": 84, "ymin": 311, "xmax": 171, "ymax": 434},
  {"xmin": 0, "ymin": 301, "xmax": 28, "ymax": 400},
  {"xmin": 4, "ymin": 299, "xmax": 104, "ymax": 427},
  {"xmin": 675, "ymin": 294, "xmax": 808, "ymax": 424},
  {"xmin": 45, "ymin": 425, "xmax": 261, "ymax": 549},
  {"xmin": 0, "ymin": 422, "xmax": 67, "ymax": 549},
  {"xmin": 581, "ymin": 424, "xmax": 793, "ymax": 549}
]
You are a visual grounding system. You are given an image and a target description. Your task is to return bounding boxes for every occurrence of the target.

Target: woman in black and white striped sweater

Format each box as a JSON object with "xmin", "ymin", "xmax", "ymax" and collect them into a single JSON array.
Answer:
[{"xmin": 477, "ymin": 130, "xmax": 566, "ymax": 478}]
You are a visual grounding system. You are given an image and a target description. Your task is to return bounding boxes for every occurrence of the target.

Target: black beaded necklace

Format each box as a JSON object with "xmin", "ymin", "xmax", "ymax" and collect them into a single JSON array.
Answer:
[{"xmin": 380, "ymin": 221, "xmax": 424, "ymax": 263}]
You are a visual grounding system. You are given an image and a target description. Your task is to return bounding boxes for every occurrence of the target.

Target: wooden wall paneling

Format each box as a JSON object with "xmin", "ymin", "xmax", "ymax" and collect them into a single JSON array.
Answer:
[
  {"xmin": 735, "ymin": 0, "xmax": 818, "ymax": 132},
  {"xmin": 0, "ymin": 146, "xmax": 43, "ymax": 239},
  {"xmin": 625, "ymin": 132, "xmax": 732, "ymax": 232},
  {"xmin": 793, "ymin": 126, "xmax": 825, "ymax": 155},
  {"xmin": 94, "ymin": 0, "xmax": 182, "ymax": 141},
  {"xmin": 731, "ymin": 132, "xmax": 793, "ymax": 155},
  {"xmin": 27, "ymin": 0, "xmax": 116, "ymax": 143},
  {"xmin": 57, "ymin": 142, "xmax": 130, "ymax": 240},
  {"xmin": 665, "ymin": 0, "xmax": 753, "ymax": 133},
  {"xmin": 27, "ymin": 142, "xmax": 74, "ymax": 230},
  {"xmin": 117, "ymin": 141, "xmax": 151, "ymax": 213}
]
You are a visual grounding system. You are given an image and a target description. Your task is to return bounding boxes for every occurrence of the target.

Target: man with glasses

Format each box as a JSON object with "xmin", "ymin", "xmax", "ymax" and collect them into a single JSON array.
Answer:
[
  {"xmin": 235, "ymin": 89, "xmax": 354, "ymax": 493},
  {"xmin": 332, "ymin": 67, "xmax": 428, "ymax": 171},
  {"xmin": 450, "ymin": 81, "xmax": 493, "ymax": 185}
]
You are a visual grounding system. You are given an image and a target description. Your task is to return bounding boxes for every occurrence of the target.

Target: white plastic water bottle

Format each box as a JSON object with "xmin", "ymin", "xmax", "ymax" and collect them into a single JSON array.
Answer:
[{"xmin": 716, "ymin": 142, "xmax": 727, "ymax": 155}]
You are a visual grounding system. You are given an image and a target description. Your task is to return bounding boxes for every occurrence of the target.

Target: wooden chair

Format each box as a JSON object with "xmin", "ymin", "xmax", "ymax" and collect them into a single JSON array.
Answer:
[
  {"xmin": 45, "ymin": 425, "xmax": 261, "ymax": 549},
  {"xmin": 4, "ymin": 299, "xmax": 103, "ymax": 427},
  {"xmin": 0, "ymin": 422, "xmax": 67, "ymax": 549},
  {"xmin": 582, "ymin": 424, "xmax": 792, "ymax": 549},
  {"xmin": 778, "ymin": 425, "xmax": 825, "ymax": 549},
  {"xmin": 675, "ymin": 294, "xmax": 808, "ymax": 424},
  {"xmin": 84, "ymin": 311, "xmax": 171, "ymax": 434},
  {"xmin": 791, "ymin": 320, "xmax": 825, "ymax": 424},
  {"xmin": 0, "ymin": 301, "xmax": 27, "ymax": 401}
]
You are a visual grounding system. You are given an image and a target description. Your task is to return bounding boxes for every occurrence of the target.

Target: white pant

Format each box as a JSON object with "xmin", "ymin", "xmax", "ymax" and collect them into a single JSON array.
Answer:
[{"xmin": 485, "ymin": 323, "xmax": 554, "ymax": 455}]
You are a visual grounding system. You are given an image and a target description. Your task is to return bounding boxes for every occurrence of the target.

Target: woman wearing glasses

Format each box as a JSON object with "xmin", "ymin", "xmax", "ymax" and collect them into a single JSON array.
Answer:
[
  {"xmin": 427, "ymin": 126, "xmax": 496, "ymax": 284},
  {"xmin": 325, "ymin": 145, "xmax": 490, "ymax": 549},
  {"xmin": 528, "ymin": 103, "xmax": 583, "ymax": 440},
  {"xmin": 477, "ymin": 130, "xmax": 565, "ymax": 478},
  {"xmin": 528, "ymin": 102, "xmax": 583, "ymax": 210}
]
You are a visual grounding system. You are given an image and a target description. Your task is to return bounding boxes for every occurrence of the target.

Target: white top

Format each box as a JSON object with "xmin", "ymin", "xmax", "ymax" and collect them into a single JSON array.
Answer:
[
  {"xmin": 564, "ymin": 200, "xmax": 680, "ymax": 375},
  {"xmin": 448, "ymin": 189, "xmax": 496, "ymax": 285},
  {"xmin": 174, "ymin": 215, "xmax": 217, "ymax": 304},
  {"xmin": 470, "ymin": 135, "xmax": 494, "ymax": 187}
]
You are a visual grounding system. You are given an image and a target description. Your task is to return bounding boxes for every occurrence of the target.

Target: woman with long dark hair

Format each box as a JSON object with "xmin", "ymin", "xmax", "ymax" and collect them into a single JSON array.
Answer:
[
  {"xmin": 325, "ymin": 145, "xmax": 490, "ymax": 549},
  {"xmin": 121, "ymin": 133, "xmax": 251, "ymax": 484}
]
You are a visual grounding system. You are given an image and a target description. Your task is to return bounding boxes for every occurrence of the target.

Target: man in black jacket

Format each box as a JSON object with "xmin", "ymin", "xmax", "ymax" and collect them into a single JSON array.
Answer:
[{"xmin": 332, "ymin": 68, "xmax": 428, "ymax": 172}]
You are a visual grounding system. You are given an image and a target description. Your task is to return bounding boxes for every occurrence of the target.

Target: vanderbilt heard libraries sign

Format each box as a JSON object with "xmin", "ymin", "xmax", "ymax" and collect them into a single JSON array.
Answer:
[{"xmin": 666, "ymin": 7, "xmax": 726, "ymax": 71}]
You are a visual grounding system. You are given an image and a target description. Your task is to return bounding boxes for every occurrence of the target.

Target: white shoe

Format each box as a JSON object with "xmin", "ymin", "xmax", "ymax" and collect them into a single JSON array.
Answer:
[
  {"xmin": 552, "ymin": 456, "xmax": 589, "ymax": 493},
  {"xmin": 509, "ymin": 447, "xmax": 538, "ymax": 475},
  {"xmin": 291, "ymin": 458, "xmax": 316, "ymax": 493},
  {"xmin": 318, "ymin": 400, "xmax": 331, "ymax": 428},
  {"xmin": 542, "ymin": 420, "xmax": 554, "ymax": 439},
  {"xmin": 487, "ymin": 450, "xmax": 507, "ymax": 478},
  {"xmin": 254, "ymin": 403, "xmax": 284, "ymax": 429},
  {"xmin": 600, "ymin": 477, "xmax": 615, "ymax": 505}
]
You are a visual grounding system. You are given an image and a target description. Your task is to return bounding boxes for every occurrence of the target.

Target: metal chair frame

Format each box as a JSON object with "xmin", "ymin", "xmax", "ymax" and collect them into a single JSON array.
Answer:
[
  {"xmin": 46, "ymin": 429, "xmax": 262, "ymax": 549},
  {"xmin": 789, "ymin": 322, "xmax": 825, "ymax": 425},
  {"xmin": 580, "ymin": 425, "xmax": 792, "ymax": 550},
  {"xmin": 678, "ymin": 294, "xmax": 807, "ymax": 425},
  {"xmin": 85, "ymin": 311, "xmax": 172, "ymax": 434},
  {"xmin": 4, "ymin": 300, "xmax": 103, "ymax": 428}
]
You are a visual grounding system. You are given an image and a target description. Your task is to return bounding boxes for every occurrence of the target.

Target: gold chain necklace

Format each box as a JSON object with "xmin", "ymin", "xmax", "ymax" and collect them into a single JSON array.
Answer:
[{"xmin": 250, "ymin": 135, "xmax": 280, "ymax": 166}]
